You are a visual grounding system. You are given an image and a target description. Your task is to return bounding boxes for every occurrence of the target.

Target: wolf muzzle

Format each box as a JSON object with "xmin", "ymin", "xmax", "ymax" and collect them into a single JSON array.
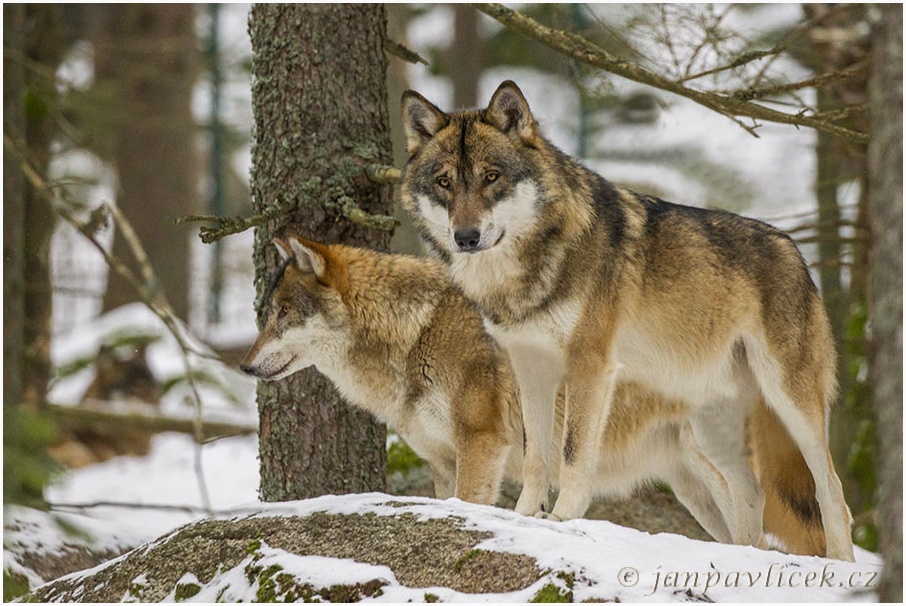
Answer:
[{"xmin": 454, "ymin": 227, "xmax": 482, "ymax": 253}]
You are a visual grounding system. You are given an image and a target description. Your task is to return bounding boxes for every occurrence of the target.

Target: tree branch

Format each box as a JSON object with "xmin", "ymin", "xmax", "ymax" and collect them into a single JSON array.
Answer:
[
  {"xmin": 384, "ymin": 39, "xmax": 429, "ymax": 66},
  {"xmin": 47, "ymin": 401, "xmax": 256, "ymax": 441},
  {"xmin": 176, "ymin": 177, "xmax": 399, "ymax": 243},
  {"xmin": 365, "ymin": 164, "xmax": 401, "ymax": 185},
  {"xmin": 678, "ymin": 48, "xmax": 782, "ymax": 84},
  {"xmin": 728, "ymin": 60, "xmax": 868, "ymax": 103},
  {"xmin": 472, "ymin": 3, "xmax": 868, "ymax": 144}
]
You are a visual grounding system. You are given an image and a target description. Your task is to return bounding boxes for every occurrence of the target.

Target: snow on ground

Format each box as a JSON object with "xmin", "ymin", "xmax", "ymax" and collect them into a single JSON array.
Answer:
[
  {"xmin": 238, "ymin": 494, "xmax": 882, "ymax": 603},
  {"xmin": 40, "ymin": 494, "xmax": 883, "ymax": 603}
]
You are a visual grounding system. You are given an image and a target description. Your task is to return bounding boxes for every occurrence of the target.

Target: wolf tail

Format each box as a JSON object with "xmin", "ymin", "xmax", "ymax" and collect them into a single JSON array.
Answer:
[{"xmin": 751, "ymin": 401, "xmax": 827, "ymax": 556}]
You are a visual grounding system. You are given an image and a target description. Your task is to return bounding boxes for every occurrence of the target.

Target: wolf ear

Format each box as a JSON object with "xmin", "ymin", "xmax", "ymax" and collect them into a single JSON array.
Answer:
[
  {"xmin": 286, "ymin": 236, "xmax": 330, "ymax": 282},
  {"xmin": 486, "ymin": 80, "xmax": 537, "ymax": 145},
  {"xmin": 273, "ymin": 236, "xmax": 332, "ymax": 283},
  {"xmin": 401, "ymin": 90, "xmax": 448, "ymax": 155},
  {"xmin": 273, "ymin": 237, "xmax": 294, "ymax": 262}
]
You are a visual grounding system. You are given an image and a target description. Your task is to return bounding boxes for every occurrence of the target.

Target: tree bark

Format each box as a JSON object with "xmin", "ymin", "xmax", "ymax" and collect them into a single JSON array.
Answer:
[
  {"xmin": 249, "ymin": 4, "xmax": 391, "ymax": 501},
  {"xmin": 451, "ymin": 5, "xmax": 482, "ymax": 110},
  {"xmin": 93, "ymin": 5, "xmax": 199, "ymax": 321},
  {"xmin": 868, "ymin": 4, "xmax": 902, "ymax": 601},
  {"xmin": 4, "ymin": 4, "xmax": 27, "ymax": 411},
  {"xmin": 22, "ymin": 5, "xmax": 63, "ymax": 411}
]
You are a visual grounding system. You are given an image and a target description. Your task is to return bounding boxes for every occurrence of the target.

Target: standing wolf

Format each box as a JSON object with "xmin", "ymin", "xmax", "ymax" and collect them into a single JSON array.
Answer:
[{"xmin": 400, "ymin": 81, "xmax": 853, "ymax": 560}]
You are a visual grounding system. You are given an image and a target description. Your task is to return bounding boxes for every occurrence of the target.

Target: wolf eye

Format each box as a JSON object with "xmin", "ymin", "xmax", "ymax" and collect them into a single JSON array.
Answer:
[
  {"xmin": 436, "ymin": 176, "xmax": 451, "ymax": 189},
  {"xmin": 485, "ymin": 170, "xmax": 500, "ymax": 184},
  {"xmin": 278, "ymin": 304, "xmax": 289, "ymax": 318}
]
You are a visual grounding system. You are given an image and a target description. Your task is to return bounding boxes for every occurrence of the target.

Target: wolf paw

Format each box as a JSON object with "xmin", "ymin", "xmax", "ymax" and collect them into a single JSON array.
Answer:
[{"xmin": 534, "ymin": 511, "xmax": 563, "ymax": 521}]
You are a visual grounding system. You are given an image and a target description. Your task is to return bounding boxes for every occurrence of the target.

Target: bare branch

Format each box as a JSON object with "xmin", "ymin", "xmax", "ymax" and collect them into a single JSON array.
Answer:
[
  {"xmin": 752, "ymin": 4, "xmax": 864, "ymax": 87},
  {"xmin": 384, "ymin": 39, "xmax": 429, "ymax": 66},
  {"xmin": 472, "ymin": 3, "xmax": 868, "ymax": 144},
  {"xmin": 48, "ymin": 500, "xmax": 212, "ymax": 515},
  {"xmin": 682, "ymin": 4, "xmax": 735, "ymax": 80},
  {"xmin": 679, "ymin": 48, "xmax": 782, "ymax": 84},
  {"xmin": 728, "ymin": 60, "xmax": 868, "ymax": 103}
]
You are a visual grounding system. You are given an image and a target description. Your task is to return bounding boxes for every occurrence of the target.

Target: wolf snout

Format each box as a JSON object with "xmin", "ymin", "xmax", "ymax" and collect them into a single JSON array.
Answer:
[
  {"xmin": 454, "ymin": 227, "xmax": 482, "ymax": 252},
  {"xmin": 239, "ymin": 363, "xmax": 258, "ymax": 377}
]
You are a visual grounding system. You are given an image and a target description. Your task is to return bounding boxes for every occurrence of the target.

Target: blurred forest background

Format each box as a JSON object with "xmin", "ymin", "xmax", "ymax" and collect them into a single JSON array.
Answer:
[{"xmin": 3, "ymin": 3, "xmax": 901, "ymax": 600}]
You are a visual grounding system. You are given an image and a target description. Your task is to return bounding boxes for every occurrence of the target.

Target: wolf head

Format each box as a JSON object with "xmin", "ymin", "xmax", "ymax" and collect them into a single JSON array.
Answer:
[
  {"xmin": 240, "ymin": 236, "xmax": 348, "ymax": 382},
  {"xmin": 400, "ymin": 80, "xmax": 552, "ymax": 256}
]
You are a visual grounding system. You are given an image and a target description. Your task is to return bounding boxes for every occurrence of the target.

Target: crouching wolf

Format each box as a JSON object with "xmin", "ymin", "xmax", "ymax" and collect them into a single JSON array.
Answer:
[
  {"xmin": 400, "ymin": 81, "xmax": 853, "ymax": 560},
  {"xmin": 240, "ymin": 236, "xmax": 828, "ymax": 556}
]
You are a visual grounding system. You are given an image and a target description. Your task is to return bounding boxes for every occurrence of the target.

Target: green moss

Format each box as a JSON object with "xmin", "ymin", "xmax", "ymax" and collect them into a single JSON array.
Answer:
[
  {"xmin": 247, "ymin": 537, "xmax": 263, "ymax": 555},
  {"xmin": 174, "ymin": 582, "xmax": 201, "ymax": 602},
  {"xmin": 452, "ymin": 548, "xmax": 486, "ymax": 573},
  {"xmin": 530, "ymin": 571, "xmax": 574, "ymax": 603},
  {"xmin": 125, "ymin": 576, "xmax": 147, "ymax": 602},
  {"xmin": 251, "ymin": 563, "xmax": 285, "ymax": 602},
  {"xmin": 3, "ymin": 570, "xmax": 31, "ymax": 602},
  {"xmin": 245, "ymin": 559, "xmax": 385, "ymax": 603},
  {"xmin": 424, "ymin": 592, "xmax": 440, "ymax": 602}
]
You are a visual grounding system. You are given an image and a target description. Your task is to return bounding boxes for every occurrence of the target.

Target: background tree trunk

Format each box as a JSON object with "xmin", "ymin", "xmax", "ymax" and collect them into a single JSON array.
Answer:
[
  {"xmin": 868, "ymin": 4, "xmax": 902, "ymax": 601},
  {"xmin": 92, "ymin": 5, "xmax": 200, "ymax": 321},
  {"xmin": 4, "ymin": 3, "xmax": 27, "ymax": 411},
  {"xmin": 248, "ymin": 4, "xmax": 391, "ymax": 501},
  {"xmin": 801, "ymin": 2, "xmax": 874, "ymax": 528},
  {"xmin": 22, "ymin": 4, "xmax": 63, "ymax": 411},
  {"xmin": 451, "ymin": 5, "xmax": 482, "ymax": 110}
]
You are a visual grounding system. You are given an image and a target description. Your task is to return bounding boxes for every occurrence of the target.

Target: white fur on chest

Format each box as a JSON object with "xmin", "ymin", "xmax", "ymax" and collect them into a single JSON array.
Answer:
[
  {"xmin": 486, "ymin": 297, "xmax": 583, "ymax": 353},
  {"xmin": 449, "ymin": 245, "xmax": 526, "ymax": 304},
  {"xmin": 483, "ymin": 298, "xmax": 585, "ymax": 395}
]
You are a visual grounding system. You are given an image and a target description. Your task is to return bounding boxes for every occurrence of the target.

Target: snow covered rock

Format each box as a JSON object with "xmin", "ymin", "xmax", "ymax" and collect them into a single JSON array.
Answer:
[{"xmin": 20, "ymin": 494, "xmax": 882, "ymax": 603}]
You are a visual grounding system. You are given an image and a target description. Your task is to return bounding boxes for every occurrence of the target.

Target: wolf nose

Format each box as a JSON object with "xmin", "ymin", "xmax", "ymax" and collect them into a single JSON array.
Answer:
[
  {"xmin": 239, "ymin": 364, "xmax": 257, "ymax": 377},
  {"xmin": 454, "ymin": 227, "xmax": 482, "ymax": 252}
]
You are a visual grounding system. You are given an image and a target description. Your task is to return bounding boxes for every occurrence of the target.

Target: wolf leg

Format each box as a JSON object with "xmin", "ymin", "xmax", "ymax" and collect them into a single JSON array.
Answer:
[
  {"xmin": 507, "ymin": 345, "xmax": 563, "ymax": 516},
  {"xmin": 455, "ymin": 430, "xmax": 511, "ymax": 505},
  {"xmin": 667, "ymin": 423, "xmax": 734, "ymax": 544},
  {"xmin": 762, "ymin": 405, "xmax": 852, "ymax": 560},
  {"xmin": 690, "ymin": 404, "xmax": 766, "ymax": 547},
  {"xmin": 548, "ymin": 362, "xmax": 620, "ymax": 521},
  {"xmin": 430, "ymin": 461, "xmax": 456, "ymax": 500},
  {"xmin": 745, "ymin": 340, "xmax": 854, "ymax": 561}
]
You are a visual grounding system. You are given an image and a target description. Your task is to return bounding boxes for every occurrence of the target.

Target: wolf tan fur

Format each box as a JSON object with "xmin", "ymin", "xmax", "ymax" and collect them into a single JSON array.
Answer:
[{"xmin": 400, "ymin": 81, "xmax": 853, "ymax": 560}]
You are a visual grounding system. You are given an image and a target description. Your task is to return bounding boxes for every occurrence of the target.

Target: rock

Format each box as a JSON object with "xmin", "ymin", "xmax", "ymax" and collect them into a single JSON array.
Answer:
[{"xmin": 21, "ymin": 498, "xmax": 543, "ymax": 603}]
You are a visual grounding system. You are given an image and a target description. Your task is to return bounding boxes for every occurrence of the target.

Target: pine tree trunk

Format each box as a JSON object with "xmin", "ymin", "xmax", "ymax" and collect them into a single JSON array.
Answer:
[
  {"xmin": 95, "ymin": 5, "xmax": 199, "ymax": 321},
  {"xmin": 249, "ymin": 4, "xmax": 391, "ymax": 501},
  {"xmin": 868, "ymin": 4, "xmax": 903, "ymax": 601}
]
